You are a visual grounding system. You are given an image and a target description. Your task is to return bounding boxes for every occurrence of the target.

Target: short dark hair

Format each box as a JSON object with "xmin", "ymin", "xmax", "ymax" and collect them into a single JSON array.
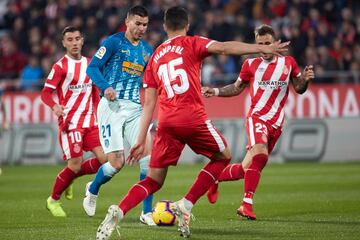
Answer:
[
  {"xmin": 164, "ymin": 6, "xmax": 188, "ymax": 31},
  {"xmin": 62, "ymin": 26, "xmax": 81, "ymax": 38},
  {"xmin": 254, "ymin": 24, "xmax": 275, "ymax": 39},
  {"xmin": 127, "ymin": 5, "xmax": 148, "ymax": 18}
]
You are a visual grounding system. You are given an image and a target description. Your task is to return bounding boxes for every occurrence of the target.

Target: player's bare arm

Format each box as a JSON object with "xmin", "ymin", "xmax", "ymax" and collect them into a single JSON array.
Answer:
[
  {"xmin": 127, "ymin": 87, "xmax": 158, "ymax": 164},
  {"xmin": 291, "ymin": 65, "xmax": 314, "ymax": 94},
  {"xmin": 202, "ymin": 80, "xmax": 248, "ymax": 98},
  {"xmin": 208, "ymin": 40, "xmax": 289, "ymax": 56}
]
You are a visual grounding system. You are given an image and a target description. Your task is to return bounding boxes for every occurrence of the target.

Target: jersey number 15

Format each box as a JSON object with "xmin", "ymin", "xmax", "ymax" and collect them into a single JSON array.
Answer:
[{"xmin": 158, "ymin": 57, "xmax": 189, "ymax": 98}]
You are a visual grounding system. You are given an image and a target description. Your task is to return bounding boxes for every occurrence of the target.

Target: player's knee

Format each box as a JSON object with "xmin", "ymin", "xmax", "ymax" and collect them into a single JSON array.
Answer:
[
  {"xmin": 67, "ymin": 157, "xmax": 82, "ymax": 173},
  {"xmin": 211, "ymin": 147, "xmax": 232, "ymax": 161}
]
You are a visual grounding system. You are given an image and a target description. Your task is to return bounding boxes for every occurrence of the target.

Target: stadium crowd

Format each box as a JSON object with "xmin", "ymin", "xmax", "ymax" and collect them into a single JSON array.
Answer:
[{"xmin": 0, "ymin": 0, "xmax": 359, "ymax": 91}]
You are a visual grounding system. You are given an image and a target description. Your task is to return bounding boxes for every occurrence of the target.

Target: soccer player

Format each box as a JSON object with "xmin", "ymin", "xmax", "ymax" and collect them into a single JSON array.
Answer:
[
  {"xmin": 95, "ymin": 7, "xmax": 290, "ymax": 239},
  {"xmin": 41, "ymin": 26, "xmax": 106, "ymax": 217},
  {"xmin": 84, "ymin": 5, "xmax": 155, "ymax": 225},
  {"xmin": 202, "ymin": 24, "xmax": 315, "ymax": 220}
]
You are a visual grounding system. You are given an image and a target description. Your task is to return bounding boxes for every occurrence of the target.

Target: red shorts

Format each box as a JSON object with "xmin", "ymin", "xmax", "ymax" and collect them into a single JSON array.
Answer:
[
  {"xmin": 246, "ymin": 116, "xmax": 282, "ymax": 154},
  {"xmin": 59, "ymin": 126, "xmax": 101, "ymax": 160},
  {"xmin": 150, "ymin": 120, "xmax": 228, "ymax": 168}
]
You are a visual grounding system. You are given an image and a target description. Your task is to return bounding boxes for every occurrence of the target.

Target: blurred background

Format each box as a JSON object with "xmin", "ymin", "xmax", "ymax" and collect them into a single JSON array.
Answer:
[{"xmin": 0, "ymin": 0, "xmax": 359, "ymax": 164}]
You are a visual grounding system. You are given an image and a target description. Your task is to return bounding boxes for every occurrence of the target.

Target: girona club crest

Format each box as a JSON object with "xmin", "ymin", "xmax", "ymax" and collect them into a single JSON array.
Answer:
[
  {"xmin": 73, "ymin": 143, "xmax": 81, "ymax": 154},
  {"xmin": 283, "ymin": 65, "xmax": 289, "ymax": 75}
]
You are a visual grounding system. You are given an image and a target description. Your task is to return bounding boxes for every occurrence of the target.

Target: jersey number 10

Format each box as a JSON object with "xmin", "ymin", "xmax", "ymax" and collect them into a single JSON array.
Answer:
[{"xmin": 158, "ymin": 57, "xmax": 189, "ymax": 98}]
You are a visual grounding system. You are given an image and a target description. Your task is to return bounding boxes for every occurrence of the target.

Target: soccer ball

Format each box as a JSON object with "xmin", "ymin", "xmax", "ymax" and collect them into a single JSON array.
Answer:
[{"xmin": 152, "ymin": 200, "xmax": 178, "ymax": 226}]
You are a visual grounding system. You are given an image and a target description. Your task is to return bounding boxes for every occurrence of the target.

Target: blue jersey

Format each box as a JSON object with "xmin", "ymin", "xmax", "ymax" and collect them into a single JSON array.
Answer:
[{"xmin": 87, "ymin": 32, "xmax": 153, "ymax": 103}]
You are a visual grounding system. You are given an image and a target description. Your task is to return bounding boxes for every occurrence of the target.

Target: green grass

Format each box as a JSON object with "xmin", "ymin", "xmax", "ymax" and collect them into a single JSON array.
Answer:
[{"xmin": 0, "ymin": 162, "xmax": 360, "ymax": 240}]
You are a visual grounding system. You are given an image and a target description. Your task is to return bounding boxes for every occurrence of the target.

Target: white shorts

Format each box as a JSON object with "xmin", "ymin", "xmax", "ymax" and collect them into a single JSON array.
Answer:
[{"xmin": 97, "ymin": 97, "xmax": 143, "ymax": 154}]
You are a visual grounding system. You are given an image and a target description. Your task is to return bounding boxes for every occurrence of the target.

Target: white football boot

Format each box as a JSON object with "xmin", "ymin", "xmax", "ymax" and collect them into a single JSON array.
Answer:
[
  {"xmin": 171, "ymin": 200, "xmax": 191, "ymax": 238},
  {"xmin": 96, "ymin": 205, "xmax": 123, "ymax": 240},
  {"xmin": 83, "ymin": 182, "xmax": 97, "ymax": 216},
  {"xmin": 139, "ymin": 211, "xmax": 156, "ymax": 226}
]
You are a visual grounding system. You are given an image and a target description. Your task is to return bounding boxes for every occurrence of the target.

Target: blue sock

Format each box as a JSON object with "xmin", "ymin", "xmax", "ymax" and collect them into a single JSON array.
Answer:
[
  {"xmin": 89, "ymin": 162, "xmax": 118, "ymax": 195},
  {"xmin": 140, "ymin": 156, "xmax": 153, "ymax": 214}
]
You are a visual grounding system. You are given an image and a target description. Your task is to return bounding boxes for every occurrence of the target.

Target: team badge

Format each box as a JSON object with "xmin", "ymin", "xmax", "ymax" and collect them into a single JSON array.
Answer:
[
  {"xmin": 283, "ymin": 65, "xmax": 289, "ymax": 75},
  {"xmin": 95, "ymin": 46, "xmax": 106, "ymax": 59},
  {"xmin": 104, "ymin": 139, "xmax": 109, "ymax": 148},
  {"xmin": 73, "ymin": 143, "xmax": 81, "ymax": 153},
  {"xmin": 143, "ymin": 52, "xmax": 149, "ymax": 62}
]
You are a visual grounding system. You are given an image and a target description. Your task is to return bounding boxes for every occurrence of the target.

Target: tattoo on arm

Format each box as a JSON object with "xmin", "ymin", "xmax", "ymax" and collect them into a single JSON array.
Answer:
[
  {"xmin": 219, "ymin": 81, "xmax": 248, "ymax": 97},
  {"xmin": 291, "ymin": 76, "xmax": 308, "ymax": 94}
]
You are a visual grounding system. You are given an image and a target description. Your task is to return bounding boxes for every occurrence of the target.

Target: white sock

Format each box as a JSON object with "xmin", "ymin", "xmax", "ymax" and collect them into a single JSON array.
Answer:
[{"xmin": 182, "ymin": 198, "xmax": 193, "ymax": 212}]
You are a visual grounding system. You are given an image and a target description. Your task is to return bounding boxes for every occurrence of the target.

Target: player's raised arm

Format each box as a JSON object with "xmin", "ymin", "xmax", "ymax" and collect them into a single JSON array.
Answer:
[
  {"xmin": 127, "ymin": 87, "xmax": 158, "ymax": 165},
  {"xmin": 207, "ymin": 40, "xmax": 289, "ymax": 56},
  {"xmin": 291, "ymin": 65, "xmax": 314, "ymax": 94}
]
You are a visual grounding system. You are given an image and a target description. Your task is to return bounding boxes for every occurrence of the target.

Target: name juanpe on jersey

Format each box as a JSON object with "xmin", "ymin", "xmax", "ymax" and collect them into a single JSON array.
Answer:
[{"xmin": 154, "ymin": 45, "xmax": 184, "ymax": 63}]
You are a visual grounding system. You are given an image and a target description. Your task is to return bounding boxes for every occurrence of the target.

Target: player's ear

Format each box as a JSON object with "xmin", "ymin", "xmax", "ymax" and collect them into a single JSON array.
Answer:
[
  {"xmin": 62, "ymin": 39, "xmax": 65, "ymax": 48},
  {"xmin": 163, "ymin": 23, "xmax": 167, "ymax": 32},
  {"xmin": 185, "ymin": 24, "xmax": 190, "ymax": 33}
]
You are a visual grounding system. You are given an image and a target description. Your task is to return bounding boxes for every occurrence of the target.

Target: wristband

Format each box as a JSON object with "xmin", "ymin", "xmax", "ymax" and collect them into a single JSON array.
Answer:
[{"xmin": 214, "ymin": 88, "xmax": 219, "ymax": 96}]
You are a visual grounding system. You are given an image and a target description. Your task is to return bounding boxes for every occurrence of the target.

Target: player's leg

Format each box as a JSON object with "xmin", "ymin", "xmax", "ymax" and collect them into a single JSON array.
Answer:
[
  {"xmin": 84, "ymin": 98, "xmax": 125, "ymax": 216},
  {"xmin": 237, "ymin": 117, "xmax": 271, "ymax": 220},
  {"xmin": 97, "ymin": 167, "xmax": 166, "ymax": 240},
  {"xmin": 173, "ymin": 121, "xmax": 231, "ymax": 237},
  {"xmin": 47, "ymin": 156, "xmax": 82, "ymax": 217},
  {"xmin": 124, "ymin": 110, "xmax": 154, "ymax": 225},
  {"xmin": 207, "ymin": 151, "xmax": 251, "ymax": 204},
  {"xmin": 97, "ymin": 126, "xmax": 184, "ymax": 239},
  {"xmin": 47, "ymin": 129, "xmax": 86, "ymax": 217},
  {"xmin": 84, "ymin": 151, "xmax": 124, "ymax": 216}
]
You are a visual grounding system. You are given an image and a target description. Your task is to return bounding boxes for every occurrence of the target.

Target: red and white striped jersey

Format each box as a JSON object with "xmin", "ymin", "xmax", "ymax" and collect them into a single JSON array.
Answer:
[
  {"xmin": 238, "ymin": 56, "xmax": 300, "ymax": 128},
  {"xmin": 45, "ymin": 55, "xmax": 100, "ymax": 130}
]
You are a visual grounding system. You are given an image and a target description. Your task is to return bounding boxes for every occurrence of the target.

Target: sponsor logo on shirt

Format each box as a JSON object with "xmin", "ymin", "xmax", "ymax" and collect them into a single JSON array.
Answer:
[
  {"xmin": 258, "ymin": 80, "xmax": 288, "ymax": 90},
  {"xmin": 95, "ymin": 46, "xmax": 106, "ymax": 59},
  {"xmin": 69, "ymin": 83, "xmax": 93, "ymax": 92},
  {"xmin": 122, "ymin": 61, "xmax": 144, "ymax": 76}
]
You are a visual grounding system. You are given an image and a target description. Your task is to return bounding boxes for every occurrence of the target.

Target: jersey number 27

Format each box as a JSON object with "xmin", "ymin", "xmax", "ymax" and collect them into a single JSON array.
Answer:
[{"xmin": 158, "ymin": 57, "xmax": 189, "ymax": 98}]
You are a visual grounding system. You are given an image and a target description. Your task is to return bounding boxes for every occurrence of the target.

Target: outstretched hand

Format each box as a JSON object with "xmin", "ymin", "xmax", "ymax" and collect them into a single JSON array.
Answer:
[
  {"xmin": 264, "ymin": 40, "xmax": 290, "ymax": 56},
  {"xmin": 201, "ymin": 87, "xmax": 215, "ymax": 98},
  {"xmin": 127, "ymin": 143, "xmax": 145, "ymax": 166},
  {"xmin": 303, "ymin": 65, "xmax": 315, "ymax": 82}
]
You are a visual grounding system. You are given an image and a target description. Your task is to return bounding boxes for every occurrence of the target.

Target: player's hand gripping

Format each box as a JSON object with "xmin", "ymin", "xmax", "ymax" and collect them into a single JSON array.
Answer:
[
  {"xmin": 52, "ymin": 104, "xmax": 65, "ymax": 117},
  {"xmin": 104, "ymin": 87, "xmax": 117, "ymax": 101},
  {"xmin": 127, "ymin": 142, "xmax": 145, "ymax": 166},
  {"xmin": 303, "ymin": 65, "xmax": 315, "ymax": 82},
  {"xmin": 262, "ymin": 40, "xmax": 290, "ymax": 56},
  {"xmin": 201, "ymin": 87, "xmax": 215, "ymax": 98}
]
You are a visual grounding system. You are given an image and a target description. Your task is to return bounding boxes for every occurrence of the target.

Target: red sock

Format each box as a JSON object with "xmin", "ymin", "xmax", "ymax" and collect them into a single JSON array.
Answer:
[
  {"xmin": 51, "ymin": 167, "xmax": 77, "ymax": 200},
  {"xmin": 76, "ymin": 157, "xmax": 102, "ymax": 177},
  {"xmin": 243, "ymin": 154, "xmax": 268, "ymax": 202},
  {"xmin": 185, "ymin": 158, "xmax": 230, "ymax": 204},
  {"xmin": 119, "ymin": 176, "xmax": 161, "ymax": 215},
  {"xmin": 218, "ymin": 163, "xmax": 245, "ymax": 182}
]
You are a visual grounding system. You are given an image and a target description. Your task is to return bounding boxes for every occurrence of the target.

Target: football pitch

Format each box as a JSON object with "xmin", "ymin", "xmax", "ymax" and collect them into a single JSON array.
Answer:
[{"xmin": 0, "ymin": 162, "xmax": 359, "ymax": 240}]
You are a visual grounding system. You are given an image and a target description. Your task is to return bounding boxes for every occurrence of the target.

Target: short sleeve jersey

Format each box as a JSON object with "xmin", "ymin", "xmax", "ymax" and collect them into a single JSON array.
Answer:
[
  {"xmin": 143, "ymin": 35, "xmax": 215, "ymax": 127},
  {"xmin": 238, "ymin": 55, "xmax": 300, "ymax": 127}
]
